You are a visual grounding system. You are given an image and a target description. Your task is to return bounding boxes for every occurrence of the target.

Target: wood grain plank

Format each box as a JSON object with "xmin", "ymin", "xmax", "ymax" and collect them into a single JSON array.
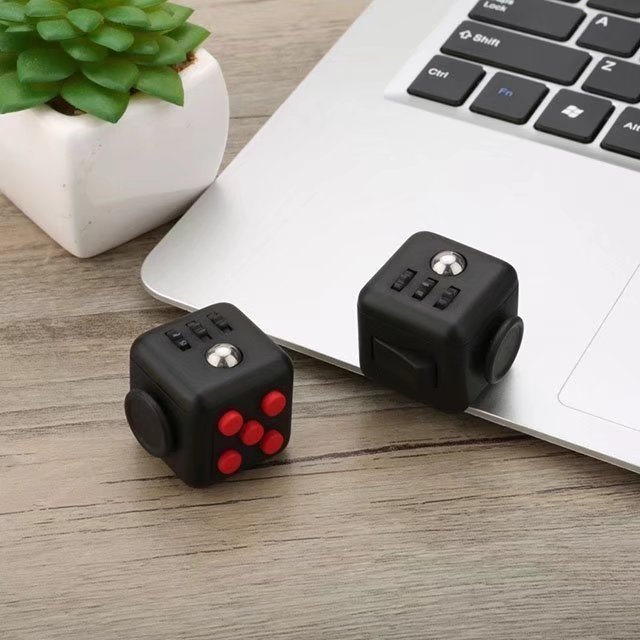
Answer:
[{"xmin": 2, "ymin": 1, "xmax": 640, "ymax": 639}]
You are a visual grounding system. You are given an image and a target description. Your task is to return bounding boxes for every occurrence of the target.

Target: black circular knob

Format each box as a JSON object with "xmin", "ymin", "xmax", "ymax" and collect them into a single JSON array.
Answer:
[
  {"xmin": 124, "ymin": 389, "xmax": 174, "ymax": 458},
  {"xmin": 485, "ymin": 317, "xmax": 524, "ymax": 385}
]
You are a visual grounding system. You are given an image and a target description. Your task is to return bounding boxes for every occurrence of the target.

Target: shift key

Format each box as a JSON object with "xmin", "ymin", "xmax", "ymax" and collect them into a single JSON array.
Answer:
[{"xmin": 442, "ymin": 21, "xmax": 591, "ymax": 85}]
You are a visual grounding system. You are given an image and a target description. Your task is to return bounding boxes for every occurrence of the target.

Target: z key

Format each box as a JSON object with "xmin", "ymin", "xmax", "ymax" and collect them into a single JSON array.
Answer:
[{"xmin": 583, "ymin": 58, "xmax": 640, "ymax": 103}]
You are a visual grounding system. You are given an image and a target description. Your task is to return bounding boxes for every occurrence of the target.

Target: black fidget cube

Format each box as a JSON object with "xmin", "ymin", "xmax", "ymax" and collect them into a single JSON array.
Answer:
[
  {"xmin": 125, "ymin": 303, "xmax": 293, "ymax": 487},
  {"xmin": 358, "ymin": 232, "xmax": 524, "ymax": 413}
]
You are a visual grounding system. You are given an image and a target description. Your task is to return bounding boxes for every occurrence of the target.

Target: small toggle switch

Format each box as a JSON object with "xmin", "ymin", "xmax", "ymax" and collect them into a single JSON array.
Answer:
[
  {"xmin": 208, "ymin": 312, "xmax": 233, "ymax": 333},
  {"xmin": 166, "ymin": 329, "xmax": 191, "ymax": 351},
  {"xmin": 391, "ymin": 269, "xmax": 417, "ymax": 292},
  {"xmin": 187, "ymin": 320, "xmax": 210, "ymax": 340},
  {"xmin": 413, "ymin": 278, "xmax": 438, "ymax": 301},
  {"xmin": 434, "ymin": 286, "xmax": 460, "ymax": 310}
]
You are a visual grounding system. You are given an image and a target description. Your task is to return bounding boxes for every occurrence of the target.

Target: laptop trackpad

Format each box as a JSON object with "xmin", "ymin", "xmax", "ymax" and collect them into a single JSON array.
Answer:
[{"xmin": 560, "ymin": 267, "xmax": 640, "ymax": 432}]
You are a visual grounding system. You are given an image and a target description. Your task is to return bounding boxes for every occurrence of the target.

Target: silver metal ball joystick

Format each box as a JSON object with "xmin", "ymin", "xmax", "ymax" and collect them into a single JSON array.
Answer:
[
  {"xmin": 431, "ymin": 250, "xmax": 467, "ymax": 276},
  {"xmin": 206, "ymin": 343, "xmax": 243, "ymax": 369}
]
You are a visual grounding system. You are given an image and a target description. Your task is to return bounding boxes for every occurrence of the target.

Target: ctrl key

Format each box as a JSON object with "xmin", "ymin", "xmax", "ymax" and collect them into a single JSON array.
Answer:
[
  {"xmin": 408, "ymin": 55, "xmax": 485, "ymax": 107},
  {"xmin": 601, "ymin": 107, "xmax": 640, "ymax": 159}
]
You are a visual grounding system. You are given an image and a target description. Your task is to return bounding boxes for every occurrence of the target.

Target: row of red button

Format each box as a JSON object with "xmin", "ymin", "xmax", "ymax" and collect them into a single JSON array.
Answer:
[{"xmin": 218, "ymin": 389, "xmax": 287, "ymax": 438}]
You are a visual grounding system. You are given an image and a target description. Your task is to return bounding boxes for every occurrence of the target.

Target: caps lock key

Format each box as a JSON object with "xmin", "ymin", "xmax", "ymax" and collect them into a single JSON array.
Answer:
[{"xmin": 408, "ymin": 55, "xmax": 485, "ymax": 106}]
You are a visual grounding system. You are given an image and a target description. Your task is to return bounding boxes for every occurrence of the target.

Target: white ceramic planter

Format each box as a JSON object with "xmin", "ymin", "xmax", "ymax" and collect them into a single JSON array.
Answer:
[{"xmin": 0, "ymin": 48, "xmax": 229, "ymax": 258}]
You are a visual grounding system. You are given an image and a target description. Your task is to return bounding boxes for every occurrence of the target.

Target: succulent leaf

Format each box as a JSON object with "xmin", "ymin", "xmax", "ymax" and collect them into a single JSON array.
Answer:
[
  {"xmin": 0, "ymin": 0, "xmax": 209, "ymax": 122},
  {"xmin": 103, "ymin": 6, "xmax": 150, "ymax": 28},
  {"xmin": 62, "ymin": 74, "xmax": 129, "ymax": 122},
  {"xmin": 18, "ymin": 47, "xmax": 77, "ymax": 82},
  {"xmin": 82, "ymin": 58, "xmax": 138, "ymax": 92},
  {"xmin": 0, "ymin": 4, "xmax": 26, "ymax": 23},
  {"xmin": 145, "ymin": 9, "xmax": 175, "ymax": 31},
  {"xmin": 128, "ymin": 33, "xmax": 158, "ymax": 55},
  {"xmin": 0, "ymin": 72, "xmax": 60, "ymax": 112},
  {"xmin": 61, "ymin": 37, "xmax": 109, "ymax": 61},
  {"xmin": 24, "ymin": 0, "xmax": 68, "ymax": 19},
  {"xmin": 6, "ymin": 23, "xmax": 37, "ymax": 32},
  {"xmin": 89, "ymin": 24, "xmax": 134, "ymax": 51},
  {"xmin": 136, "ymin": 64, "xmax": 182, "ymax": 105},
  {"xmin": 37, "ymin": 19, "xmax": 79, "ymax": 41},
  {"xmin": 165, "ymin": 3, "xmax": 192, "ymax": 27},
  {"xmin": 138, "ymin": 34, "xmax": 184, "ymax": 65},
  {"xmin": 67, "ymin": 8, "xmax": 104, "ymax": 33},
  {"xmin": 170, "ymin": 23, "xmax": 208, "ymax": 53}
]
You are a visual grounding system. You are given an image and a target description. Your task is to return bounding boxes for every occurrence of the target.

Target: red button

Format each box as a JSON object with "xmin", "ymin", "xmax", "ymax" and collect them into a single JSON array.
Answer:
[
  {"xmin": 217, "ymin": 449, "xmax": 242, "ymax": 475},
  {"xmin": 261, "ymin": 390, "xmax": 287, "ymax": 417},
  {"xmin": 218, "ymin": 410, "xmax": 243, "ymax": 436},
  {"xmin": 239, "ymin": 420, "xmax": 265, "ymax": 446},
  {"xmin": 260, "ymin": 430, "xmax": 285, "ymax": 455}
]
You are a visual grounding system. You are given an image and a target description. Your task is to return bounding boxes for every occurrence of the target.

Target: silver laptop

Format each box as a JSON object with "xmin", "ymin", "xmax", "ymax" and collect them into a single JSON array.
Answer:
[{"xmin": 142, "ymin": 0, "xmax": 640, "ymax": 472}]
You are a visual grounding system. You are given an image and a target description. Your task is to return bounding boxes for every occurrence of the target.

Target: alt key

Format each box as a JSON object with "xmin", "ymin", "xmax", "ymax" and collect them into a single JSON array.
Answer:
[
  {"xmin": 408, "ymin": 55, "xmax": 485, "ymax": 107},
  {"xmin": 601, "ymin": 106, "xmax": 640, "ymax": 159}
]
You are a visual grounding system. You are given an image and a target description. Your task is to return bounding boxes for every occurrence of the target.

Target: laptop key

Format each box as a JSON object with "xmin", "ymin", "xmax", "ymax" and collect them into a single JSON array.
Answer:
[
  {"xmin": 601, "ymin": 107, "xmax": 640, "ymax": 158},
  {"xmin": 471, "ymin": 73, "xmax": 548, "ymax": 124},
  {"xmin": 577, "ymin": 13, "xmax": 640, "ymax": 57},
  {"xmin": 587, "ymin": 0, "xmax": 640, "ymax": 17},
  {"xmin": 583, "ymin": 58, "xmax": 640, "ymax": 103},
  {"xmin": 535, "ymin": 90, "xmax": 614, "ymax": 143},
  {"xmin": 469, "ymin": 0, "xmax": 585, "ymax": 42},
  {"xmin": 408, "ymin": 55, "xmax": 485, "ymax": 106},
  {"xmin": 442, "ymin": 22, "xmax": 591, "ymax": 85}
]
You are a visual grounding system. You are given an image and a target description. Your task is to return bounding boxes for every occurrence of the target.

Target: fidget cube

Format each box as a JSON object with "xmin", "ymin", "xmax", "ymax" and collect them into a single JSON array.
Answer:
[
  {"xmin": 358, "ymin": 232, "xmax": 524, "ymax": 413},
  {"xmin": 125, "ymin": 303, "xmax": 293, "ymax": 487}
]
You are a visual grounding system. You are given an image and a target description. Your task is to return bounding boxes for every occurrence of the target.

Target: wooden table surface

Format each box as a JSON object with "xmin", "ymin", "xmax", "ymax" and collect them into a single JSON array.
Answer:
[{"xmin": 2, "ymin": 1, "xmax": 640, "ymax": 638}]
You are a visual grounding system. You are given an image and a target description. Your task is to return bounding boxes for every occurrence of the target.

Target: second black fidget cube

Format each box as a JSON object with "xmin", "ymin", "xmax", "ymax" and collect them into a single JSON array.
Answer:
[
  {"xmin": 358, "ymin": 232, "xmax": 523, "ymax": 413},
  {"xmin": 125, "ymin": 303, "xmax": 293, "ymax": 487}
]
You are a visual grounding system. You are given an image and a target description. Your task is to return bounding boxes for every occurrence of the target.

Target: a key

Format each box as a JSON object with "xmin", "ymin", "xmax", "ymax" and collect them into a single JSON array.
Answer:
[
  {"xmin": 601, "ymin": 107, "xmax": 640, "ymax": 158},
  {"xmin": 534, "ymin": 89, "xmax": 613, "ymax": 143},
  {"xmin": 601, "ymin": 107, "xmax": 640, "ymax": 159},
  {"xmin": 587, "ymin": 0, "xmax": 640, "ymax": 17},
  {"xmin": 470, "ymin": 72, "xmax": 548, "ymax": 124},
  {"xmin": 577, "ymin": 14, "xmax": 640, "ymax": 57},
  {"xmin": 469, "ymin": 0, "xmax": 585, "ymax": 42},
  {"xmin": 583, "ymin": 58, "xmax": 640, "ymax": 103},
  {"xmin": 408, "ymin": 55, "xmax": 485, "ymax": 106},
  {"xmin": 441, "ymin": 22, "xmax": 591, "ymax": 85}
]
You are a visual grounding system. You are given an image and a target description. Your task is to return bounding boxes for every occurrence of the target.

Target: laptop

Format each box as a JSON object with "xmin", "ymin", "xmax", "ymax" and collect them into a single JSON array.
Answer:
[{"xmin": 142, "ymin": 0, "xmax": 640, "ymax": 472}]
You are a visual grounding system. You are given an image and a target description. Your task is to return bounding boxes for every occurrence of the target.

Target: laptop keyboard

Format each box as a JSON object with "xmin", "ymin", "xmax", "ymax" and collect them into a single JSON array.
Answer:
[{"xmin": 406, "ymin": 0, "xmax": 640, "ymax": 161}]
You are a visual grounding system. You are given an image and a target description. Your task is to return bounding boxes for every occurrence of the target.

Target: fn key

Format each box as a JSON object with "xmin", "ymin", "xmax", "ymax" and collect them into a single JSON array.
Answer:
[{"xmin": 408, "ymin": 55, "xmax": 485, "ymax": 106}]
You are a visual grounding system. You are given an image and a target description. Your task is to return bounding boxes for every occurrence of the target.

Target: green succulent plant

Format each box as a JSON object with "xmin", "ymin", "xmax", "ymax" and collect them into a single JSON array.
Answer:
[{"xmin": 0, "ymin": 0, "xmax": 210, "ymax": 122}]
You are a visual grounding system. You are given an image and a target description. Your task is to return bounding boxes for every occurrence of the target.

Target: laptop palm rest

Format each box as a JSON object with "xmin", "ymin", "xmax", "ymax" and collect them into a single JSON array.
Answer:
[{"xmin": 560, "ymin": 267, "xmax": 640, "ymax": 433}]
